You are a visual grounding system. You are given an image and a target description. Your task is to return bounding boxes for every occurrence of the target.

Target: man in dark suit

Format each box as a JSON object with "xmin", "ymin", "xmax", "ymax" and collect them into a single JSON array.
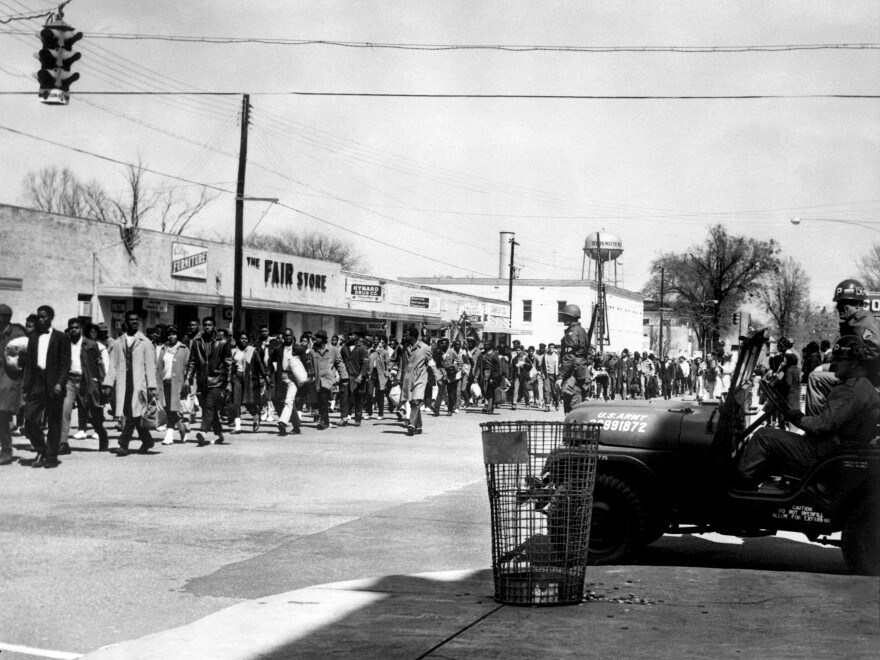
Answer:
[
  {"xmin": 343, "ymin": 334, "xmax": 370, "ymax": 426},
  {"xmin": 23, "ymin": 305, "xmax": 71, "ymax": 468}
]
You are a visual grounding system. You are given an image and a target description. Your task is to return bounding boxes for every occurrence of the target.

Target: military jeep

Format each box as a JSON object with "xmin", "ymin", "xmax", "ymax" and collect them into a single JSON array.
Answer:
[{"xmin": 559, "ymin": 329, "xmax": 879, "ymax": 575}]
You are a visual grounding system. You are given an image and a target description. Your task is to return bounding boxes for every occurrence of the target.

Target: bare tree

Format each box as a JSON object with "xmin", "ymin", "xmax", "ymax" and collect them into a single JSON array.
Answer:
[
  {"xmin": 756, "ymin": 257, "xmax": 810, "ymax": 339},
  {"xmin": 21, "ymin": 166, "xmax": 90, "ymax": 217},
  {"xmin": 20, "ymin": 163, "xmax": 217, "ymax": 256},
  {"xmin": 159, "ymin": 185, "xmax": 219, "ymax": 234},
  {"xmin": 857, "ymin": 243, "xmax": 880, "ymax": 289},
  {"xmin": 643, "ymin": 224, "xmax": 780, "ymax": 352},
  {"xmin": 246, "ymin": 229, "xmax": 367, "ymax": 271}
]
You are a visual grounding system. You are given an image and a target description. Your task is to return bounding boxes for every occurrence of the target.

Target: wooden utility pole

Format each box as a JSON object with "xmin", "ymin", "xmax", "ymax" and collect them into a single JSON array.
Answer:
[
  {"xmin": 659, "ymin": 267, "xmax": 665, "ymax": 358},
  {"xmin": 508, "ymin": 235, "xmax": 519, "ymax": 329},
  {"xmin": 233, "ymin": 94, "xmax": 250, "ymax": 333}
]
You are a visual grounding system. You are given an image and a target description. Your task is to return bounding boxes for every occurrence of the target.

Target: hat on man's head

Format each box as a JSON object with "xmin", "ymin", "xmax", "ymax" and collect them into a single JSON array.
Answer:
[
  {"xmin": 0, "ymin": 304, "xmax": 12, "ymax": 316},
  {"xmin": 315, "ymin": 329, "xmax": 328, "ymax": 339},
  {"xmin": 539, "ymin": 343, "xmax": 546, "ymax": 348}
]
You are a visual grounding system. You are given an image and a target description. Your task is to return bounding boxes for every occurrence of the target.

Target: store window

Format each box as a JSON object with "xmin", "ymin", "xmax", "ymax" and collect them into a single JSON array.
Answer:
[
  {"xmin": 523, "ymin": 299, "xmax": 532, "ymax": 323},
  {"xmin": 557, "ymin": 300, "xmax": 567, "ymax": 322}
]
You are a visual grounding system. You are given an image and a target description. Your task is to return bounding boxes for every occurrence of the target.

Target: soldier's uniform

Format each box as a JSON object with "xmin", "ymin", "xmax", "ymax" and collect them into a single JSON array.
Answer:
[
  {"xmin": 559, "ymin": 321, "xmax": 591, "ymax": 413},
  {"xmin": 739, "ymin": 375, "xmax": 880, "ymax": 483},
  {"xmin": 840, "ymin": 308, "xmax": 880, "ymax": 385}
]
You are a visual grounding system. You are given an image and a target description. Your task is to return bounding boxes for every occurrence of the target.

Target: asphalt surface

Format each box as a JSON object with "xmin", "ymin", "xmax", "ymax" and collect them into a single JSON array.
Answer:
[{"xmin": 0, "ymin": 399, "xmax": 877, "ymax": 659}]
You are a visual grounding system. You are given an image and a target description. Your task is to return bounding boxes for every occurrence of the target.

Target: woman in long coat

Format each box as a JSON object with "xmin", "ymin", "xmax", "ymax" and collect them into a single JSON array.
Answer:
[
  {"xmin": 230, "ymin": 331, "xmax": 267, "ymax": 433},
  {"xmin": 156, "ymin": 326, "xmax": 190, "ymax": 445}
]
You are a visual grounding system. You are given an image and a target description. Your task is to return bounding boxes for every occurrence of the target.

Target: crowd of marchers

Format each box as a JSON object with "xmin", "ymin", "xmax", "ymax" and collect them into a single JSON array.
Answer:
[
  {"xmin": 0, "ymin": 302, "xmax": 588, "ymax": 468},
  {"xmin": 2, "ymin": 281, "xmax": 877, "ymax": 476}
]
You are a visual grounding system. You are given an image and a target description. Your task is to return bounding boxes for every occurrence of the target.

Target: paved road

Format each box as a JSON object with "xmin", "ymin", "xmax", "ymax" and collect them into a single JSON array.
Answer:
[{"xmin": 0, "ymin": 402, "xmax": 873, "ymax": 659}]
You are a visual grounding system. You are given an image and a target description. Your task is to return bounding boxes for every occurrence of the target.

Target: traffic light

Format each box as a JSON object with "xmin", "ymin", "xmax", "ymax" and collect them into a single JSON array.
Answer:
[
  {"xmin": 732, "ymin": 312, "xmax": 741, "ymax": 324},
  {"xmin": 34, "ymin": 18, "xmax": 82, "ymax": 105}
]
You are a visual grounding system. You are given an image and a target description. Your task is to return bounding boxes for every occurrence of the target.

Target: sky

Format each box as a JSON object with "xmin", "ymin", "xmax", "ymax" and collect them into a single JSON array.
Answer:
[{"xmin": 1, "ymin": 0, "xmax": 879, "ymax": 308}]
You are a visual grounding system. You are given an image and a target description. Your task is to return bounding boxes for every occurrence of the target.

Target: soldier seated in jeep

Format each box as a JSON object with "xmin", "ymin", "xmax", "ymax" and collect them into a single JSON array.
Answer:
[{"xmin": 737, "ymin": 335, "xmax": 879, "ymax": 490}]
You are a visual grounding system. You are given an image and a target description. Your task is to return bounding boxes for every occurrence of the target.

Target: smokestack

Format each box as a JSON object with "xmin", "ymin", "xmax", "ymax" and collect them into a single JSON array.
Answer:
[{"xmin": 499, "ymin": 231, "xmax": 514, "ymax": 279}]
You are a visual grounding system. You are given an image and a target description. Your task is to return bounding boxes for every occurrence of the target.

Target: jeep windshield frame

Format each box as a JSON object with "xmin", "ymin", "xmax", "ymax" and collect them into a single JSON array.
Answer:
[{"xmin": 711, "ymin": 328, "xmax": 769, "ymax": 483}]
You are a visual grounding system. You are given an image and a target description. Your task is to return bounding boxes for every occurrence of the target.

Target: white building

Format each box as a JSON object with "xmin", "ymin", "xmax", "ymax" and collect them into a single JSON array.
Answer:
[{"xmin": 404, "ymin": 276, "xmax": 644, "ymax": 352}]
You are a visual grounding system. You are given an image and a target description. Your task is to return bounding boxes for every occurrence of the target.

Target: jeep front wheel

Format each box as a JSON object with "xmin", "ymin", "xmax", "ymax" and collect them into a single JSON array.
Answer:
[
  {"xmin": 588, "ymin": 475, "xmax": 646, "ymax": 564},
  {"xmin": 842, "ymin": 493, "xmax": 879, "ymax": 576}
]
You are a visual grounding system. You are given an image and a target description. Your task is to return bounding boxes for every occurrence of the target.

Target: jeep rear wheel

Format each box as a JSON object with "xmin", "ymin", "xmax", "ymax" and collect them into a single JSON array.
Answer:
[
  {"xmin": 842, "ymin": 493, "xmax": 879, "ymax": 576},
  {"xmin": 588, "ymin": 475, "xmax": 646, "ymax": 564}
]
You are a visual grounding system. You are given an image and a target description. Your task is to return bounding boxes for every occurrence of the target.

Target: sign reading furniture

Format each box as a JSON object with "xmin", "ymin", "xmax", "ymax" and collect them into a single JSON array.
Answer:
[{"xmin": 171, "ymin": 242, "xmax": 208, "ymax": 281}]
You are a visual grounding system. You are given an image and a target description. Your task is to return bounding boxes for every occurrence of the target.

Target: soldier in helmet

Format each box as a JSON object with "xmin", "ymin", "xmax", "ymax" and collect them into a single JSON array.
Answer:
[
  {"xmin": 737, "ymin": 335, "xmax": 880, "ymax": 490},
  {"xmin": 834, "ymin": 279, "xmax": 880, "ymax": 384},
  {"xmin": 556, "ymin": 303, "xmax": 592, "ymax": 413},
  {"xmin": 806, "ymin": 279, "xmax": 880, "ymax": 414}
]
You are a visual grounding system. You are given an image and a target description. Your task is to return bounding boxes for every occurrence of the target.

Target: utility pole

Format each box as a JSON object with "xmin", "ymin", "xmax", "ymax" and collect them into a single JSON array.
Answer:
[
  {"xmin": 233, "ymin": 94, "xmax": 250, "ymax": 333},
  {"xmin": 659, "ymin": 267, "xmax": 665, "ymax": 358},
  {"xmin": 508, "ymin": 235, "xmax": 519, "ymax": 328}
]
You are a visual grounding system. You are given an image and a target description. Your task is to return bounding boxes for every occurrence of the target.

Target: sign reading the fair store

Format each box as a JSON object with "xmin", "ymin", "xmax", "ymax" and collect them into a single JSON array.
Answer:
[
  {"xmin": 349, "ymin": 279, "xmax": 383, "ymax": 302},
  {"xmin": 243, "ymin": 254, "xmax": 341, "ymax": 308},
  {"xmin": 171, "ymin": 242, "xmax": 208, "ymax": 280}
]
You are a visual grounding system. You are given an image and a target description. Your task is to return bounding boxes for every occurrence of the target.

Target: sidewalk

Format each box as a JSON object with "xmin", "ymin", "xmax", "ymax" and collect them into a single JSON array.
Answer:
[{"xmin": 83, "ymin": 566, "xmax": 878, "ymax": 660}]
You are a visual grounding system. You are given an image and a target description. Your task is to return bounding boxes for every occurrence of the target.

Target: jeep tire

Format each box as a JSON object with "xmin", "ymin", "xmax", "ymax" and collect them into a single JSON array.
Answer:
[
  {"xmin": 841, "ymin": 492, "xmax": 879, "ymax": 576},
  {"xmin": 588, "ymin": 475, "xmax": 646, "ymax": 564}
]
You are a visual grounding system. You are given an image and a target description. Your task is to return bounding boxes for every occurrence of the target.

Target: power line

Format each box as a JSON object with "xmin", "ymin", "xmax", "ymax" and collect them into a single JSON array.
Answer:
[
  {"xmin": 1, "ymin": 90, "xmax": 878, "ymax": 99},
  {"xmin": 3, "ymin": 29, "xmax": 878, "ymax": 52}
]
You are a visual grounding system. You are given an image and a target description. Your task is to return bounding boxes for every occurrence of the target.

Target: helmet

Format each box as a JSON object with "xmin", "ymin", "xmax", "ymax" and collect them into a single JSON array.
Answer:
[
  {"xmin": 560, "ymin": 304, "xmax": 581, "ymax": 320},
  {"xmin": 832, "ymin": 279, "xmax": 867, "ymax": 303},
  {"xmin": 830, "ymin": 335, "xmax": 867, "ymax": 362}
]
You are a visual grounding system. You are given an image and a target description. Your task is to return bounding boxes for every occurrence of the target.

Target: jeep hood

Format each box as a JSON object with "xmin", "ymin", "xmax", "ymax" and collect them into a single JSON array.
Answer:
[{"xmin": 565, "ymin": 399, "xmax": 692, "ymax": 450}]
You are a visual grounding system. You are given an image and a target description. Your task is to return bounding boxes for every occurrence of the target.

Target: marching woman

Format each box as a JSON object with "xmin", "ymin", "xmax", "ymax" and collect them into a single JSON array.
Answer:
[
  {"xmin": 156, "ymin": 326, "xmax": 190, "ymax": 445},
  {"xmin": 230, "ymin": 331, "xmax": 268, "ymax": 433}
]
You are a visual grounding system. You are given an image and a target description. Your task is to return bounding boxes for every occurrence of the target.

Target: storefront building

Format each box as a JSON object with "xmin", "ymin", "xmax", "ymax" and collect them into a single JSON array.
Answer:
[{"xmin": 0, "ymin": 205, "xmax": 509, "ymax": 340}]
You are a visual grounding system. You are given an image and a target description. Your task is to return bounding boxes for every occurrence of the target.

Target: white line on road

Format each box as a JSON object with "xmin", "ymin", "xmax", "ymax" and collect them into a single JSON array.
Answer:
[{"xmin": 0, "ymin": 642, "xmax": 82, "ymax": 659}]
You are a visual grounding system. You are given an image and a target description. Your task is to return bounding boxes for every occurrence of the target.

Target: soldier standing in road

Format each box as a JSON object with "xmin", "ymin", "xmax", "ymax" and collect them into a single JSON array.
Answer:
[
  {"xmin": 557, "ymin": 304, "xmax": 592, "ymax": 413},
  {"xmin": 0, "ymin": 304, "xmax": 26, "ymax": 466}
]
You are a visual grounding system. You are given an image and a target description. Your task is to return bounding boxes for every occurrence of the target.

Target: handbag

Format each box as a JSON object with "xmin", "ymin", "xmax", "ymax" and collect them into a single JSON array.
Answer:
[
  {"xmin": 388, "ymin": 384, "xmax": 401, "ymax": 407},
  {"xmin": 179, "ymin": 393, "xmax": 195, "ymax": 415},
  {"xmin": 287, "ymin": 355, "xmax": 309, "ymax": 387},
  {"xmin": 139, "ymin": 394, "xmax": 159, "ymax": 430}
]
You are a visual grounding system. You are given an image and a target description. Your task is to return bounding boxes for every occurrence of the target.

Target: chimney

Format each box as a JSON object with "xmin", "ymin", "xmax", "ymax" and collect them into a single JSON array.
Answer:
[{"xmin": 499, "ymin": 231, "xmax": 514, "ymax": 279}]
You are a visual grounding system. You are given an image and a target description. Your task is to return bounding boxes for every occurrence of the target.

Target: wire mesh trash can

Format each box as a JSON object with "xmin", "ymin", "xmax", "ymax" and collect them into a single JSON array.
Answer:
[{"xmin": 481, "ymin": 421, "xmax": 600, "ymax": 606}]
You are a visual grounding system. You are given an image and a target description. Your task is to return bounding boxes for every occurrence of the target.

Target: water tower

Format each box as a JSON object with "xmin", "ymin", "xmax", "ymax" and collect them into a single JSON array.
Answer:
[{"xmin": 583, "ymin": 231, "xmax": 624, "ymax": 287}]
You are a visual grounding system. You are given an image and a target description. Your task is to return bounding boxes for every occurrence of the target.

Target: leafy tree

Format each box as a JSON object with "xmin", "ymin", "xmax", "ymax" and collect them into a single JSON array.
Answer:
[
  {"xmin": 246, "ymin": 229, "xmax": 366, "ymax": 271},
  {"xmin": 643, "ymin": 224, "xmax": 780, "ymax": 353},
  {"xmin": 857, "ymin": 243, "xmax": 880, "ymax": 289},
  {"xmin": 756, "ymin": 257, "xmax": 810, "ymax": 339},
  {"xmin": 793, "ymin": 305, "xmax": 840, "ymax": 349}
]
